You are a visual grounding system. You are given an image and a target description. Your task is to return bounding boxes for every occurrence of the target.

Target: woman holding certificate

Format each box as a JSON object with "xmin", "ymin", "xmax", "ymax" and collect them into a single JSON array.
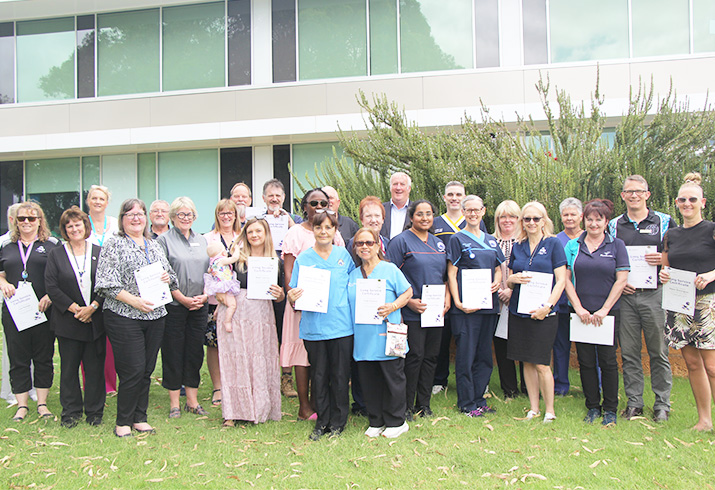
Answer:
[
  {"xmin": 45, "ymin": 206, "xmax": 105, "ymax": 428},
  {"xmin": 287, "ymin": 211, "xmax": 354, "ymax": 440},
  {"xmin": 564, "ymin": 199, "xmax": 629, "ymax": 426},
  {"xmin": 385, "ymin": 200, "xmax": 450, "ymax": 420},
  {"xmin": 157, "ymin": 197, "xmax": 209, "ymax": 419},
  {"xmin": 95, "ymin": 199, "xmax": 178, "ymax": 437},
  {"xmin": 348, "ymin": 227, "xmax": 412, "ymax": 438},
  {"xmin": 660, "ymin": 173, "xmax": 715, "ymax": 431},
  {"xmin": 281, "ymin": 189, "xmax": 345, "ymax": 421},
  {"xmin": 0, "ymin": 201, "xmax": 59, "ymax": 422},
  {"xmin": 506, "ymin": 201, "xmax": 567, "ymax": 423},
  {"xmin": 446, "ymin": 196, "xmax": 505, "ymax": 417},
  {"xmin": 217, "ymin": 217, "xmax": 284, "ymax": 426}
]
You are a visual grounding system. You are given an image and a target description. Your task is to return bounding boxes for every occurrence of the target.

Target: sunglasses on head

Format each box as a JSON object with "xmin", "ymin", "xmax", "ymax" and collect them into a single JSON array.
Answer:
[
  {"xmin": 676, "ymin": 197, "xmax": 699, "ymax": 204},
  {"xmin": 523, "ymin": 216, "xmax": 542, "ymax": 223},
  {"xmin": 309, "ymin": 200, "xmax": 329, "ymax": 208},
  {"xmin": 16, "ymin": 216, "xmax": 37, "ymax": 223}
]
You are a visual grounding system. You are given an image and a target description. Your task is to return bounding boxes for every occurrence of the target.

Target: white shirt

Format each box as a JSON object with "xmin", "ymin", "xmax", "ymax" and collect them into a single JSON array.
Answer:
[
  {"xmin": 389, "ymin": 200, "xmax": 409, "ymax": 239},
  {"xmin": 65, "ymin": 241, "xmax": 93, "ymax": 306}
]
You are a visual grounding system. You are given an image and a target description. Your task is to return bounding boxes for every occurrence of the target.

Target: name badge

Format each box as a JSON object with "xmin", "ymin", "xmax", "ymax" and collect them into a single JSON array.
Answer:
[
  {"xmin": 639, "ymin": 229, "xmax": 651, "ymax": 234},
  {"xmin": 190, "ymin": 242, "xmax": 201, "ymax": 247}
]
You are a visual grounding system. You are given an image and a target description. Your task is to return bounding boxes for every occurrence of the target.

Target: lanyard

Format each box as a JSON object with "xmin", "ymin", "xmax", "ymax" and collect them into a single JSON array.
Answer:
[
  {"xmin": 528, "ymin": 238, "xmax": 544, "ymax": 268},
  {"xmin": 18, "ymin": 239, "xmax": 36, "ymax": 281},
  {"xmin": 68, "ymin": 241, "xmax": 89, "ymax": 286},
  {"xmin": 89, "ymin": 215, "xmax": 108, "ymax": 246},
  {"xmin": 126, "ymin": 237, "xmax": 151, "ymax": 264}
]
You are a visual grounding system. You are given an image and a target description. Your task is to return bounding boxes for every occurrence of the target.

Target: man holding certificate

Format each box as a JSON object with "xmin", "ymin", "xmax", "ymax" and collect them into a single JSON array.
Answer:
[
  {"xmin": 660, "ymin": 173, "xmax": 715, "ymax": 432},
  {"xmin": 608, "ymin": 175, "xmax": 676, "ymax": 422},
  {"xmin": 446, "ymin": 196, "xmax": 504, "ymax": 417},
  {"xmin": 564, "ymin": 199, "xmax": 630, "ymax": 426},
  {"xmin": 506, "ymin": 202, "xmax": 567, "ymax": 423}
]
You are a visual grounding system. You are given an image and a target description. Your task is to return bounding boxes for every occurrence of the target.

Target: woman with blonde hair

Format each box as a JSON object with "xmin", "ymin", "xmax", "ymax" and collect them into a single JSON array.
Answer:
[
  {"xmin": 660, "ymin": 172, "xmax": 715, "ymax": 431},
  {"xmin": 506, "ymin": 201, "xmax": 567, "ymax": 423}
]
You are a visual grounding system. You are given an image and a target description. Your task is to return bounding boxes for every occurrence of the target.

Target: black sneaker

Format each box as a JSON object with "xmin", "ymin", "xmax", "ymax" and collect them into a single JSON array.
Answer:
[
  {"xmin": 583, "ymin": 408, "xmax": 601, "ymax": 424},
  {"xmin": 309, "ymin": 426, "xmax": 328, "ymax": 441},
  {"xmin": 418, "ymin": 406, "xmax": 433, "ymax": 418},
  {"xmin": 328, "ymin": 426, "xmax": 344, "ymax": 438},
  {"xmin": 602, "ymin": 411, "xmax": 617, "ymax": 426}
]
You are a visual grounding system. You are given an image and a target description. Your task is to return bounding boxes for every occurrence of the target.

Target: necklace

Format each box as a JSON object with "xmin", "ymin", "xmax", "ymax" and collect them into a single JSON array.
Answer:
[{"xmin": 68, "ymin": 241, "xmax": 89, "ymax": 287}]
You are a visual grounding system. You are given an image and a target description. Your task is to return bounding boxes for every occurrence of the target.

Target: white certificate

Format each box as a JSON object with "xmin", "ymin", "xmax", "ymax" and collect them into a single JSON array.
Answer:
[
  {"xmin": 494, "ymin": 303, "xmax": 509, "ymax": 339},
  {"xmin": 626, "ymin": 246, "xmax": 657, "ymax": 289},
  {"xmin": 355, "ymin": 278, "xmax": 387, "ymax": 324},
  {"xmin": 244, "ymin": 206, "xmax": 265, "ymax": 220},
  {"xmin": 569, "ymin": 314, "xmax": 615, "ymax": 346},
  {"xmin": 134, "ymin": 262, "xmax": 172, "ymax": 309},
  {"xmin": 516, "ymin": 272, "xmax": 553, "ymax": 315},
  {"xmin": 4, "ymin": 283, "xmax": 47, "ymax": 331},
  {"xmin": 294, "ymin": 266, "xmax": 330, "ymax": 313},
  {"xmin": 421, "ymin": 284, "xmax": 446, "ymax": 327},
  {"xmin": 247, "ymin": 256, "xmax": 278, "ymax": 300},
  {"xmin": 264, "ymin": 214, "xmax": 289, "ymax": 251},
  {"xmin": 461, "ymin": 269, "xmax": 493, "ymax": 310},
  {"xmin": 662, "ymin": 267, "xmax": 697, "ymax": 316}
]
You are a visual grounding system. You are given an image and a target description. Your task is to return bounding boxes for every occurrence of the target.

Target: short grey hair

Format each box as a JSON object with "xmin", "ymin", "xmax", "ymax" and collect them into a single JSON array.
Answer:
[
  {"xmin": 444, "ymin": 181, "xmax": 465, "ymax": 195},
  {"xmin": 461, "ymin": 195, "xmax": 484, "ymax": 210},
  {"xmin": 390, "ymin": 171, "xmax": 412, "ymax": 187},
  {"xmin": 149, "ymin": 199, "xmax": 170, "ymax": 211},
  {"xmin": 169, "ymin": 196, "xmax": 198, "ymax": 222},
  {"xmin": 559, "ymin": 197, "xmax": 583, "ymax": 214}
]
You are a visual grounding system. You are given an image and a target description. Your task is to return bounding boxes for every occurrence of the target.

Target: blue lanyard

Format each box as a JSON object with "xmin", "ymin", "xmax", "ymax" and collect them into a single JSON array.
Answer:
[
  {"xmin": 127, "ymin": 237, "xmax": 151, "ymax": 264},
  {"xmin": 89, "ymin": 215, "xmax": 108, "ymax": 246}
]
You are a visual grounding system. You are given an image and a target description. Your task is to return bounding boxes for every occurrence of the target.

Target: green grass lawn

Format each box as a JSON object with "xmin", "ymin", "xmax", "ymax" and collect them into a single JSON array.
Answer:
[{"xmin": 1, "ymin": 348, "xmax": 713, "ymax": 490}]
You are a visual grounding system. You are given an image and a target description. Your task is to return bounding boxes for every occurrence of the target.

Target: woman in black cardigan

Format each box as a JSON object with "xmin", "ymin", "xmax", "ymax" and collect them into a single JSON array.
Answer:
[{"xmin": 45, "ymin": 206, "xmax": 105, "ymax": 428}]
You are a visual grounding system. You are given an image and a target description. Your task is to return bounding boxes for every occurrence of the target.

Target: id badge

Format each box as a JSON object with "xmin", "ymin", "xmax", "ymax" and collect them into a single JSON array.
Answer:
[{"xmin": 18, "ymin": 281, "xmax": 32, "ymax": 290}]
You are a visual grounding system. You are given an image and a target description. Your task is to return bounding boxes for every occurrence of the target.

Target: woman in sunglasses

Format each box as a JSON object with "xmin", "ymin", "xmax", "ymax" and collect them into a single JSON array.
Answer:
[
  {"xmin": 660, "ymin": 172, "xmax": 715, "ymax": 432},
  {"xmin": 506, "ymin": 202, "xmax": 567, "ymax": 423},
  {"xmin": 280, "ymin": 189, "xmax": 344, "ymax": 421},
  {"xmin": 0, "ymin": 201, "xmax": 60, "ymax": 422}
]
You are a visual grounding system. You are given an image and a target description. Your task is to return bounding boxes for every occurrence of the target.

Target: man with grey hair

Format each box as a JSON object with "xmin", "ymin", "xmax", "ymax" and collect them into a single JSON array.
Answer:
[
  {"xmin": 381, "ymin": 172, "xmax": 412, "ymax": 239},
  {"xmin": 149, "ymin": 200, "xmax": 171, "ymax": 239},
  {"xmin": 608, "ymin": 175, "xmax": 676, "ymax": 422},
  {"xmin": 323, "ymin": 186, "xmax": 359, "ymax": 240}
]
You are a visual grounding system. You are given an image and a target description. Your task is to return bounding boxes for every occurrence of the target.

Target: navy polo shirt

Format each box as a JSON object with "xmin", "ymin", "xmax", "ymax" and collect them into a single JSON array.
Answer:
[
  {"xmin": 508, "ymin": 236, "xmax": 567, "ymax": 318},
  {"xmin": 564, "ymin": 233, "xmax": 630, "ymax": 312},
  {"xmin": 433, "ymin": 214, "xmax": 488, "ymax": 245},
  {"xmin": 385, "ymin": 229, "xmax": 447, "ymax": 322},
  {"xmin": 608, "ymin": 209, "xmax": 676, "ymax": 250},
  {"xmin": 446, "ymin": 230, "xmax": 505, "ymax": 315}
]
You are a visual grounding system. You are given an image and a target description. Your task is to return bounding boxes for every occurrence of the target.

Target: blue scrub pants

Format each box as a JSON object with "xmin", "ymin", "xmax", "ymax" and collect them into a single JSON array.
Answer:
[
  {"xmin": 552, "ymin": 312, "xmax": 572, "ymax": 395},
  {"xmin": 451, "ymin": 313, "xmax": 498, "ymax": 412}
]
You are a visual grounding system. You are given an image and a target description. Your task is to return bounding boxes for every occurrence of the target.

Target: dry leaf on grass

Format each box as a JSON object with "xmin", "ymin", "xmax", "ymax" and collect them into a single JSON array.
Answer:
[
  {"xmin": 664, "ymin": 439, "xmax": 675, "ymax": 449},
  {"xmin": 673, "ymin": 437, "xmax": 694, "ymax": 447},
  {"xmin": 521, "ymin": 473, "xmax": 546, "ymax": 481}
]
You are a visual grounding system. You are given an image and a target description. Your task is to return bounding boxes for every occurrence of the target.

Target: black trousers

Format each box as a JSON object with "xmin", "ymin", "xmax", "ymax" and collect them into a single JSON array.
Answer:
[
  {"xmin": 2, "ymin": 308, "xmax": 54, "ymax": 393},
  {"xmin": 161, "ymin": 304, "xmax": 208, "ymax": 390},
  {"xmin": 304, "ymin": 336, "xmax": 353, "ymax": 431},
  {"xmin": 358, "ymin": 358, "xmax": 406, "ymax": 428},
  {"xmin": 104, "ymin": 310, "xmax": 164, "ymax": 427},
  {"xmin": 576, "ymin": 311, "xmax": 620, "ymax": 413},
  {"xmin": 433, "ymin": 316, "xmax": 452, "ymax": 386},
  {"xmin": 404, "ymin": 321, "xmax": 442, "ymax": 410},
  {"xmin": 493, "ymin": 336, "xmax": 526, "ymax": 396},
  {"xmin": 58, "ymin": 335, "xmax": 106, "ymax": 424}
]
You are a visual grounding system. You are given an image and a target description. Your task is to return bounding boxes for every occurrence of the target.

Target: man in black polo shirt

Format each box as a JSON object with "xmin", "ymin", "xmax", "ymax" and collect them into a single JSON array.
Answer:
[{"xmin": 608, "ymin": 175, "xmax": 676, "ymax": 422}]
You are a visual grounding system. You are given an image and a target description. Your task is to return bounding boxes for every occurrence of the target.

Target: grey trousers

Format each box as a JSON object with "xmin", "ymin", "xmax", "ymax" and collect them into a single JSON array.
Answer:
[{"xmin": 618, "ymin": 288, "xmax": 672, "ymax": 411}]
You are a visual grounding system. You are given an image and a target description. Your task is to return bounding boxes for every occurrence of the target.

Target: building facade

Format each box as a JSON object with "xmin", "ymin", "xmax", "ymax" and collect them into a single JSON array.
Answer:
[{"xmin": 1, "ymin": 0, "xmax": 713, "ymax": 232}]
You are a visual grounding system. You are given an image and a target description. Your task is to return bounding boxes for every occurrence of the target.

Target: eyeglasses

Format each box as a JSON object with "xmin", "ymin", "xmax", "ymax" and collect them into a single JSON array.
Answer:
[
  {"xmin": 355, "ymin": 240, "xmax": 376, "ymax": 247},
  {"xmin": 676, "ymin": 196, "xmax": 700, "ymax": 204},
  {"xmin": 622, "ymin": 189, "xmax": 648, "ymax": 196},
  {"xmin": 176, "ymin": 212, "xmax": 195, "ymax": 220},
  {"xmin": 218, "ymin": 211, "xmax": 235, "ymax": 218},
  {"xmin": 308, "ymin": 200, "xmax": 329, "ymax": 208},
  {"xmin": 498, "ymin": 215, "xmax": 518, "ymax": 220},
  {"xmin": 414, "ymin": 212, "xmax": 433, "ymax": 218},
  {"xmin": 150, "ymin": 209, "xmax": 168, "ymax": 215},
  {"xmin": 523, "ymin": 216, "xmax": 542, "ymax": 223},
  {"xmin": 125, "ymin": 213, "xmax": 146, "ymax": 220},
  {"xmin": 16, "ymin": 216, "xmax": 38, "ymax": 223},
  {"xmin": 463, "ymin": 208, "xmax": 483, "ymax": 215},
  {"xmin": 315, "ymin": 209, "xmax": 336, "ymax": 215}
]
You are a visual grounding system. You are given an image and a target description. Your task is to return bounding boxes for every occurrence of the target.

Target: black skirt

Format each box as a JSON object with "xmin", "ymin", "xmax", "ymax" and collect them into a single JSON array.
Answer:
[{"xmin": 506, "ymin": 313, "xmax": 558, "ymax": 365}]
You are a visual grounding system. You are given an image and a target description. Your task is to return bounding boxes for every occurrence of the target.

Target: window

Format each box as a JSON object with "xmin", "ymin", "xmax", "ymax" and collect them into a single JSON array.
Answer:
[
  {"xmin": 0, "ymin": 161, "xmax": 23, "ymax": 234},
  {"xmin": 632, "ymin": 0, "xmax": 689, "ymax": 57},
  {"xmin": 369, "ymin": 0, "xmax": 398, "ymax": 75},
  {"xmin": 272, "ymin": 145, "xmax": 293, "ymax": 211},
  {"xmin": 272, "ymin": 0, "xmax": 297, "ymax": 82},
  {"xmin": 77, "ymin": 15, "xmax": 95, "ymax": 98},
  {"xmin": 522, "ymin": 0, "xmax": 547, "ymax": 65},
  {"xmin": 0, "ymin": 23, "xmax": 15, "ymax": 104},
  {"xmin": 694, "ymin": 0, "xmax": 715, "ymax": 53},
  {"xmin": 220, "ymin": 147, "xmax": 253, "ymax": 200},
  {"xmin": 475, "ymin": 0, "xmax": 499, "ymax": 68},
  {"xmin": 228, "ymin": 0, "xmax": 251, "ymax": 86},
  {"xmin": 16, "ymin": 17, "xmax": 75, "ymax": 102},
  {"xmin": 26, "ymin": 157, "xmax": 81, "ymax": 235},
  {"xmin": 138, "ymin": 153, "xmax": 157, "ymax": 206}
]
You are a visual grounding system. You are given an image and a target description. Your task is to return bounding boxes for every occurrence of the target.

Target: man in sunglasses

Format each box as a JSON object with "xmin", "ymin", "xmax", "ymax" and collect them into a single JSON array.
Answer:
[
  {"xmin": 608, "ymin": 175, "xmax": 677, "ymax": 423},
  {"xmin": 322, "ymin": 186, "xmax": 359, "ymax": 240}
]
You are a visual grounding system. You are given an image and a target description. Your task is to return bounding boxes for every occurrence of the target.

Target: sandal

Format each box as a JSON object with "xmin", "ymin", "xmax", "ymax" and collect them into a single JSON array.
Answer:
[
  {"xmin": 212, "ymin": 389, "xmax": 222, "ymax": 406},
  {"xmin": 169, "ymin": 407, "xmax": 181, "ymax": 419},
  {"xmin": 37, "ymin": 403, "xmax": 53, "ymax": 419},
  {"xmin": 184, "ymin": 404, "xmax": 209, "ymax": 416},
  {"xmin": 222, "ymin": 419, "xmax": 235, "ymax": 428},
  {"xmin": 13, "ymin": 405, "xmax": 29, "ymax": 422}
]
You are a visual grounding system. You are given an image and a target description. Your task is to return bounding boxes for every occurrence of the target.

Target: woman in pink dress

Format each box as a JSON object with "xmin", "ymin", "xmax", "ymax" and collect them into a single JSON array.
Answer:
[
  {"xmin": 281, "ymin": 189, "xmax": 344, "ymax": 420},
  {"xmin": 216, "ymin": 218, "xmax": 284, "ymax": 426}
]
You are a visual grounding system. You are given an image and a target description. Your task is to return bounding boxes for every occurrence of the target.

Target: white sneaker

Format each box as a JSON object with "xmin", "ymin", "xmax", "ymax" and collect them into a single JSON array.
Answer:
[
  {"xmin": 543, "ymin": 412, "xmax": 556, "ymax": 424},
  {"xmin": 432, "ymin": 385, "xmax": 444, "ymax": 395},
  {"xmin": 364, "ymin": 426, "xmax": 385, "ymax": 437},
  {"xmin": 382, "ymin": 422, "xmax": 409, "ymax": 438},
  {"xmin": 525, "ymin": 410, "xmax": 541, "ymax": 420}
]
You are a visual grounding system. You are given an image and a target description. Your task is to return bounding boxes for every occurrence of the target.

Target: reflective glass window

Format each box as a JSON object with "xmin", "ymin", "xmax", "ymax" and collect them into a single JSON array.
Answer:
[
  {"xmin": 228, "ymin": 0, "xmax": 251, "ymax": 86},
  {"xmin": 694, "ymin": 0, "xmax": 715, "ymax": 53},
  {"xmin": 549, "ymin": 0, "xmax": 628, "ymax": 63},
  {"xmin": 369, "ymin": 0, "xmax": 398, "ymax": 75},
  {"xmin": 272, "ymin": 145, "xmax": 293, "ymax": 211},
  {"xmin": 163, "ymin": 2, "xmax": 226, "ymax": 91},
  {"xmin": 101, "ymin": 154, "xmax": 137, "ymax": 217},
  {"xmin": 0, "ymin": 23, "xmax": 15, "ymax": 104},
  {"xmin": 26, "ymin": 157, "xmax": 81, "ymax": 235},
  {"xmin": 220, "ymin": 147, "xmax": 253, "ymax": 200},
  {"xmin": 522, "ymin": 0, "xmax": 547, "ymax": 65},
  {"xmin": 272, "ymin": 0, "xmax": 297, "ymax": 82},
  {"xmin": 81, "ymin": 156, "xmax": 100, "ymax": 212},
  {"xmin": 475, "ymin": 0, "xmax": 499, "ymax": 68},
  {"xmin": 632, "ymin": 0, "xmax": 688, "ymax": 57},
  {"xmin": 138, "ymin": 153, "xmax": 157, "ymax": 206},
  {"xmin": 97, "ymin": 9, "xmax": 160, "ymax": 96},
  {"xmin": 298, "ymin": 0, "xmax": 367, "ymax": 80},
  {"xmin": 400, "ymin": 0, "xmax": 473, "ymax": 73},
  {"xmin": 16, "ymin": 18, "xmax": 75, "ymax": 103},
  {"xmin": 291, "ymin": 142, "xmax": 346, "ymax": 195},
  {"xmin": 77, "ymin": 15, "xmax": 95, "ymax": 98},
  {"xmin": 0, "ymin": 161, "xmax": 23, "ymax": 234}
]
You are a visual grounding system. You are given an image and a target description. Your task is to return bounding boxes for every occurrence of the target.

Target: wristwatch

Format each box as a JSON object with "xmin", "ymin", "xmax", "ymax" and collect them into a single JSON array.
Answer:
[
  {"xmin": 90, "ymin": 302, "xmax": 98, "ymax": 310},
  {"xmin": 545, "ymin": 303, "xmax": 554, "ymax": 312}
]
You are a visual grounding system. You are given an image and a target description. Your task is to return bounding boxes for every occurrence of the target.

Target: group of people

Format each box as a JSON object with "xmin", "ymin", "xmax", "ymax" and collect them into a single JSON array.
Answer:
[{"xmin": 1, "ymin": 171, "xmax": 714, "ymax": 441}]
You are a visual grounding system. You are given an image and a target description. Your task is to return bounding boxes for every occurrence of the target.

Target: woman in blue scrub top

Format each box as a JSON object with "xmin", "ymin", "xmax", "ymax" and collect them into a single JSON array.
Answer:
[
  {"xmin": 386, "ymin": 200, "xmax": 450, "ymax": 419},
  {"xmin": 287, "ymin": 211, "xmax": 355, "ymax": 441},
  {"xmin": 506, "ymin": 201, "xmax": 567, "ymax": 423},
  {"xmin": 348, "ymin": 228, "xmax": 412, "ymax": 438},
  {"xmin": 564, "ymin": 199, "xmax": 629, "ymax": 426},
  {"xmin": 446, "ymin": 196, "xmax": 505, "ymax": 417}
]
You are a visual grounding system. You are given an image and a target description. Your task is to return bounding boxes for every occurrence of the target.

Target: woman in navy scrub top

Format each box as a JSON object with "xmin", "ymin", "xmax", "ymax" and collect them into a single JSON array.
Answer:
[
  {"xmin": 660, "ymin": 173, "xmax": 715, "ymax": 432},
  {"xmin": 506, "ymin": 201, "xmax": 567, "ymax": 423},
  {"xmin": 564, "ymin": 199, "xmax": 629, "ymax": 426},
  {"xmin": 446, "ymin": 196, "xmax": 504, "ymax": 417},
  {"xmin": 386, "ymin": 200, "xmax": 450, "ymax": 419}
]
